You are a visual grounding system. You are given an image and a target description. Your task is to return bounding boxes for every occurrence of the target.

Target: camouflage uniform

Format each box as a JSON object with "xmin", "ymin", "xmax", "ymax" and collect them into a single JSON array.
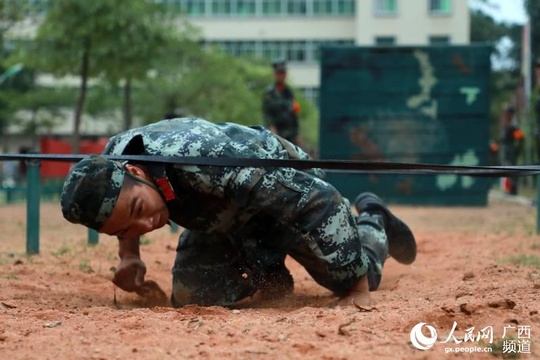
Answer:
[
  {"xmin": 262, "ymin": 83, "xmax": 299, "ymax": 144},
  {"xmin": 71, "ymin": 118, "xmax": 389, "ymax": 307}
]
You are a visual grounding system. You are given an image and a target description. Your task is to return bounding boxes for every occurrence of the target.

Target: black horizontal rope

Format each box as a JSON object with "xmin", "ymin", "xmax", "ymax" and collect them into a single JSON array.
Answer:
[{"xmin": 0, "ymin": 153, "xmax": 538, "ymax": 177}]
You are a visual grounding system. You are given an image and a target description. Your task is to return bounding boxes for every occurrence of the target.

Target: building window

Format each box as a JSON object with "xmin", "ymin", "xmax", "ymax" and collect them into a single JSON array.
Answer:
[
  {"xmin": 337, "ymin": 0, "xmax": 355, "ymax": 14},
  {"xmin": 429, "ymin": 0, "xmax": 451, "ymax": 15},
  {"xmin": 211, "ymin": 0, "xmax": 232, "ymax": 15},
  {"xmin": 287, "ymin": 41, "xmax": 306, "ymax": 61},
  {"xmin": 374, "ymin": 0, "xmax": 397, "ymax": 15},
  {"xmin": 206, "ymin": 39, "xmax": 354, "ymax": 64},
  {"xmin": 286, "ymin": 0, "xmax": 307, "ymax": 15},
  {"xmin": 237, "ymin": 0, "xmax": 257, "ymax": 15},
  {"xmin": 375, "ymin": 36, "xmax": 396, "ymax": 46},
  {"xmin": 429, "ymin": 35, "xmax": 450, "ymax": 45},
  {"xmin": 22, "ymin": 0, "xmax": 356, "ymax": 18},
  {"xmin": 313, "ymin": 0, "xmax": 332, "ymax": 15},
  {"xmin": 262, "ymin": 41, "xmax": 284, "ymax": 60},
  {"xmin": 262, "ymin": 0, "xmax": 283, "ymax": 15},
  {"xmin": 185, "ymin": 0, "xmax": 206, "ymax": 15}
]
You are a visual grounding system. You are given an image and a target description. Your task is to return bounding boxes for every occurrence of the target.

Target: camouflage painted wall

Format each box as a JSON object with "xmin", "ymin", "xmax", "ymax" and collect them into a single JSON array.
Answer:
[{"xmin": 319, "ymin": 45, "xmax": 492, "ymax": 205}]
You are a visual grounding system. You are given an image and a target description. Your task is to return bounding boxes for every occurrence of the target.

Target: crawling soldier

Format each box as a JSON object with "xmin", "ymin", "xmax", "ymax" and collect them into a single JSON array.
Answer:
[{"xmin": 60, "ymin": 118, "xmax": 416, "ymax": 308}]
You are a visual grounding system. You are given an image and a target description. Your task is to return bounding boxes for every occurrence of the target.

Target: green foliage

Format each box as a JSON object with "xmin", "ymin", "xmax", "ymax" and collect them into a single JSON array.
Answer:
[
  {"xmin": 78, "ymin": 258, "xmax": 94, "ymax": 274},
  {"xmin": 501, "ymin": 254, "xmax": 540, "ymax": 269},
  {"xmin": 9, "ymin": 86, "xmax": 77, "ymax": 134},
  {"xmin": 0, "ymin": 0, "xmax": 24, "ymax": 47},
  {"xmin": 16, "ymin": 0, "xmax": 196, "ymax": 148},
  {"xmin": 0, "ymin": 1, "xmax": 27, "ymax": 133},
  {"xmin": 525, "ymin": 0, "xmax": 540, "ymax": 65},
  {"xmin": 295, "ymin": 89, "xmax": 319, "ymax": 151},
  {"xmin": 0, "ymin": 67, "xmax": 39, "ymax": 135},
  {"xmin": 470, "ymin": 8, "xmax": 522, "ymax": 68},
  {"xmin": 51, "ymin": 245, "xmax": 71, "ymax": 258},
  {"xmin": 139, "ymin": 237, "xmax": 153, "ymax": 246},
  {"xmin": 8, "ymin": 2, "xmax": 319, "ymax": 147},
  {"xmin": 470, "ymin": 5, "xmax": 524, "ymax": 144},
  {"xmin": 133, "ymin": 47, "xmax": 319, "ymax": 149}
]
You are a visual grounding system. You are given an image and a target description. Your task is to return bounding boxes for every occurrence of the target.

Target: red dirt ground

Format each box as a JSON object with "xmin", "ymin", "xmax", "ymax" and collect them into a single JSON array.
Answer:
[{"xmin": 0, "ymin": 193, "xmax": 539, "ymax": 359}]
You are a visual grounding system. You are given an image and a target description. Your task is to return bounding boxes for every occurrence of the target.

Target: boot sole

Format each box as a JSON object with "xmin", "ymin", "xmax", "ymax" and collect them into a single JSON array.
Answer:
[{"xmin": 355, "ymin": 192, "xmax": 417, "ymax": 264}]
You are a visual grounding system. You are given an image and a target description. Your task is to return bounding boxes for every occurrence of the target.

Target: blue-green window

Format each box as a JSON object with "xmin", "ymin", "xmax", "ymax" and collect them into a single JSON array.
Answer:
[
  {"xmin": 374, "ymin": 0, "xmax": 397, "ymax": 15},
  {"xmin": 186, "ymin": 0, "xmax": 205, "ymax": 15},
  {"xmin": 211, "ymin": 0, "xmax": 232, "ymax": 15},
  {"xmin": 429, "ymin": 0, "xmax": 451, "ymax": 15},
  {"xmin": 237, "ymin": 0, "xmax": 256, "ymax": 15},
  {"xmin": 313, "ymin": 0, "xmax": 332, "ymax": 15},
  {"xmin": 429, "ymin": 35, "xmax": 450, "ymax": 45},
  {"xmin": 206, "ymin": 39, "xmax": 354, "ymax": 64},
  {"xmin": 287, "ymin": 0, "xmax": 307, "ymax": 15},
  {"xmin": 375, "ymin": 36, "xmax": 395, "ymax": 46},
  {"xmin": 337, "ymin": 0, "xmax": 355, "ymax": 14},
  {"xmin": 262, "ymin": 0, "xmax": 282, "ymax": 15}
]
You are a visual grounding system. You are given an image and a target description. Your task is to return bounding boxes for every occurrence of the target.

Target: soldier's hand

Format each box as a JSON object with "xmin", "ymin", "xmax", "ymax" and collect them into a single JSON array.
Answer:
[
  {"xmin": 112, "ymin": 257, "xmax": 148, "ymax": 296},
  {"xmin": 328, "ymin": 275, "xmax": 371, "ymax": 309}
]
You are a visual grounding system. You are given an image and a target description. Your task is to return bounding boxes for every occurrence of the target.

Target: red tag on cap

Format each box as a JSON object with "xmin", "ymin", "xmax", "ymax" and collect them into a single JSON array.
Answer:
[{"xmin": 156, "ymin": 178, "xmax": 175, "ymax": 201}]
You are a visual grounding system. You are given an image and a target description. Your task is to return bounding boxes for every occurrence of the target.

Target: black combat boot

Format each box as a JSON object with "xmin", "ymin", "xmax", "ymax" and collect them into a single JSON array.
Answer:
[{"xmin": 355, "ymin": 192, "xmax": 417, "ymax": 265}]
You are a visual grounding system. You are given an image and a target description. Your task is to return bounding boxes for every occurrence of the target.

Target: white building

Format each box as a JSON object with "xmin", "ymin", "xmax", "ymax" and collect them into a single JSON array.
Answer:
[
  {"xmin": 165, "ymin": 0, "xmax": 470, "ymax": 103},
  {"xmin": 19, "ymin": 0, "xmax": 470, "ymax": 105}
]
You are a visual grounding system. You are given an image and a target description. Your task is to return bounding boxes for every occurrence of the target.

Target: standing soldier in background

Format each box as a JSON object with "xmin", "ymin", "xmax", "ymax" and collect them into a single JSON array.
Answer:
[
  {"xmin": 500, "ymin": 104, "xmax": 524, "ymax": 195},
  {"xmin": 262, "ymin": 59, "xmax": 302, "ymax": 146}
]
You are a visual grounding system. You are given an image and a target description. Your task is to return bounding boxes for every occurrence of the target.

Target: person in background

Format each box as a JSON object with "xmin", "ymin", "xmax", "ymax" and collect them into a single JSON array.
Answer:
[
  {"xmin": 262, "ymin": 59, "xmax": 302, "ymax": 146},
  {"xmin": 500, "ymin": 104, "xmax": 524, "ymax": 195}
]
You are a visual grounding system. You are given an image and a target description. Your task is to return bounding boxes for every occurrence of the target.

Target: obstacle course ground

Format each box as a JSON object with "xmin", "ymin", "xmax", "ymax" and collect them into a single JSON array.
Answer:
[{"xmin": 0, "ymin": 195, "xmax": 539, "ymax": 359}]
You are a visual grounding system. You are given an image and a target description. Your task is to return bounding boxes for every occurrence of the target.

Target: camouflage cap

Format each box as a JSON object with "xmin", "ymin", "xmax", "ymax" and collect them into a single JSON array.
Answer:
[
  {"xmin": 61, "ymin": 155, "xmax": 125, "ymax": 231},
  {"xmin": 272, "ymin": 58, "xmax": 287, "ymax": 72}
]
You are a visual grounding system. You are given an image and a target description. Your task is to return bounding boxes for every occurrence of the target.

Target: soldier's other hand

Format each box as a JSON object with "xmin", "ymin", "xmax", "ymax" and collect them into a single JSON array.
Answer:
[
  {"xmin": 112, "ymin": 257, "xmax": 147, "ymax": 295},
  {"xmin": 328, "ymin": 275, "xmax": 371, "ymax": 309}
]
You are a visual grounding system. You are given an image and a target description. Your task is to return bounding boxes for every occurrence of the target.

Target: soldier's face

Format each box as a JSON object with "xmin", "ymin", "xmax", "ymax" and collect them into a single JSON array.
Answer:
[
  {"xmin": 274, "ymin": 70, "xmax": 286, "ymax": 83},
  {"xmin": 100, "ymin": 165, "xmax": 169, "ymax": 240}
]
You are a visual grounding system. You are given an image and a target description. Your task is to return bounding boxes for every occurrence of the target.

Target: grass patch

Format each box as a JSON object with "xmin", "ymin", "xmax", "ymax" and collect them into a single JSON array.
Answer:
[
  {"xmin": 2, "ymin": 273, "xmax": 19, "ymax": 280},
  {"xmin": 139, "ymin": 237, "xmax": 153, "ymax": 246},
  {"xmin": 51, "ymin": 245, "xmax": 72, "ymax": 258},
  {"xmin": 501, "ymin": 254, "xmax": 540, "ymax": 269},
  {"xmin": 78, "ymin": 258, "xmax": 94, "ymax": 274}
]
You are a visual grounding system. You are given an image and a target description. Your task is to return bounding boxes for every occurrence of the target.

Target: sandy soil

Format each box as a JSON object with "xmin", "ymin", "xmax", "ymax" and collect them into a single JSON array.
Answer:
[{"xmin": 0, "ymin": 193, "xmax": 539, "ymax": 359}]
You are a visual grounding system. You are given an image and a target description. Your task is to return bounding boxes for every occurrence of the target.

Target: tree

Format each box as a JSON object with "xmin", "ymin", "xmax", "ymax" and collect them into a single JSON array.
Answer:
[
  {"xmin": 16, "ymin": 0, "xmax": 318, "ymax": 151},
  {"xmin": 0, "ymin": 0, "xmax": 25, "ymax": 134},
  {"xmin": 132, "ymin": 47, "xmax": 320, "ymax": 149},
  {"xmin": 25, "ymin": 1, "xmax": 110, "ymax": 153},
  {"xmin": 470, "ymin": 4, "xmax": 523, "ymax": 140},
  {"xmin": 24, "ymin": 0, "xmax": 191, "ymax": 153},
  {"xmin": 524, "ymin": 0, "xmax": 540, "ymax": 66},
  {"xmin": 10, "ymin": 86, "xmax": 76, "ymax": 147},
  {"xmin": 93, "ymin": 1, "xmax": 196, "ymax": 131},
  {"xmin": 470, "ymin": 7, "xmax": 521, "ymax": 68},
  {"xmin": 0, "ymin": 0, "xmax": 23, "ymax": 47}
]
